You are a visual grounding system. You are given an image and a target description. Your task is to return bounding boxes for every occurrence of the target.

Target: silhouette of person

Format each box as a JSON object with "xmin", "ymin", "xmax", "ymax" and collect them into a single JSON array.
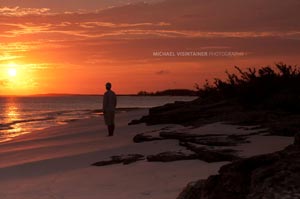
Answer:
[{"xmin": 103, "ymin": 82, "xmax": 117, "ymax": 136}]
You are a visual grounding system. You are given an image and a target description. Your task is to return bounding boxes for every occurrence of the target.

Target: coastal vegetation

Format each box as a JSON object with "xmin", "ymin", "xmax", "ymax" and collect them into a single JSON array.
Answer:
[
  {"xmin": 137, "ymin": 89, "xmax": 197, "ymax": 96},
  {"xmin": 132, "ymin": 63, "xmax": 300, "ymax": 136},
  {"xmin": 196, "ymin": 63, "xmax": 300, "ymax": 112}
]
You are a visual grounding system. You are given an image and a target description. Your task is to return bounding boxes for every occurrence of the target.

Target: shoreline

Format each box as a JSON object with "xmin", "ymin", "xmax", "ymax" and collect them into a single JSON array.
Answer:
[
  {"xmin": 0, "ymin": 109, "xmax": 294, "ymax": 199},
  {"xmin": 0, "ymin": 107, "xmax": 144, "ymax": 143},
  {"xmin": 0, "ymin": 95, "xmax": 196, "ymax": 143}
]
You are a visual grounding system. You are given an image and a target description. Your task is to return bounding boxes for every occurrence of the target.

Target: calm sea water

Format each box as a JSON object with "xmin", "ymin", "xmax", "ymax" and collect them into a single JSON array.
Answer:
[{"xmin": 0, "ymin": 96, "xmax": 196, "ymax": 142}]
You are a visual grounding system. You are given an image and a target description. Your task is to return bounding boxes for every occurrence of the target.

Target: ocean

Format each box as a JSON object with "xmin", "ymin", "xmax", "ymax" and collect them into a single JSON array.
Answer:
[{"xmin": 0, "ymin": 95, "xmax": 196, "ymax": 142}]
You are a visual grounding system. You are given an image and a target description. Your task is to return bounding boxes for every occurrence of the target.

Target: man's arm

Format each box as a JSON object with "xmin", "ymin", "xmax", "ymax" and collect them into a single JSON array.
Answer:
[
  {"xmin": 103, "ymin": 93, "xmax": 107, "ymax": 112},
  {"xmin": 114, "ymin": 93, "xmax": 117, "ymax": 108}
]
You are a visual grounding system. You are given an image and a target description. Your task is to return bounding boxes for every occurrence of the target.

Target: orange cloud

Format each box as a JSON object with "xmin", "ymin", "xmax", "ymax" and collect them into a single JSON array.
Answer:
[
  {"xmin": 0, "ymin": 0, "xmax": 299, "ymax": 95},
  {"xmin": 0, "ymin": 7, "xmax": 51, "ymax": 16}
]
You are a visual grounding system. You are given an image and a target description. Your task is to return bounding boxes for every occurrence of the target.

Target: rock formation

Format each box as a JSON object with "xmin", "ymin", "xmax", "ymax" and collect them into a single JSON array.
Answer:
[{"xmin": 177, "ymin": 133, "xmax": 300, "ymax": 199}]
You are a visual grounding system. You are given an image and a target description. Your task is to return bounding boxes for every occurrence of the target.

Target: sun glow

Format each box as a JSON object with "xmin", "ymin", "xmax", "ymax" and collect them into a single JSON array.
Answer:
[
  {"xmin": 7, "ymin": 63, "xmax": 18, "ymax": 77},
  {"xmin": 8, "ymin": 68, "xmax": 17, "ymax": 77}
]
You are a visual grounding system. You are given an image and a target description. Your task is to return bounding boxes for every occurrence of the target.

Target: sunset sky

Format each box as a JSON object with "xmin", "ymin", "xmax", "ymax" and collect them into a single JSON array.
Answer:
[{"xmin": 0, "ymin": 0, "xmax": 299, "ymax": 95}]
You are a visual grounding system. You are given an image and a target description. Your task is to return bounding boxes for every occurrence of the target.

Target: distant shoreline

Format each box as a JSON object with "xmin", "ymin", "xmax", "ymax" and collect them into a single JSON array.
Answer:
[
  {"xmin": 0, "ymin": 94, "xmax": 198, "ymax": 98},
  {"xmin": 0, "ymin": 89, "xmax": 198, "ymax": 97},
  {"xmin": 0, "ymin": 94, "xmax": 136, "ymax": 97}
]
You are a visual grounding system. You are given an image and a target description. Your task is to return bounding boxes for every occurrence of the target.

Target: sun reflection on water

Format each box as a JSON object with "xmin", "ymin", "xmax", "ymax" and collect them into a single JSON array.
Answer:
[{"xmin": 1, "ymin": 98, "xmax": 29, "ymax": 142}]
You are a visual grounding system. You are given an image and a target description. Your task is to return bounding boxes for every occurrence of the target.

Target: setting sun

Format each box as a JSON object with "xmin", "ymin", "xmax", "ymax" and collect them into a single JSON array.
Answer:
[{"xmin": 8, "ymin": 68, "xmax": 17, "ymax": 77}]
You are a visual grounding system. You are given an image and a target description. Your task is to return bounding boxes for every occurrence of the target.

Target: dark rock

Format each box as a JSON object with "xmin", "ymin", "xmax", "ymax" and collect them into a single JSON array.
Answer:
[
  {"xmin": 129, "ymin": 96, "xmax": 300, "ymax": 137},
  {"xmin": 91, "ymin": 154, "xmax": 144, "ymax": 166},
  {"xmin": 160, "ymin": 131, "xmax": 249, "ymax": 146},
  {"xmin": 133, "ymin": 130, "xmax": 249, "ymax": 146},
  {"xmin": 128, "ymin": 119, "xmax": 140, "ymax": 125},
  {"xmin": 227, "ymin": 134, "xmax": 248, "ymax": 142},
  {"xmin": 177, "ymin": 181, "xmax": 204, "ymax": 199},
  {"xmin": 159, "ymin": 131, "xmax": 224, "ymax": 140},
  {"xmin": 237, "ymin": 126, "xmax": 264, "ymax": 131},
  {"xmin": 159, "ymin": 131, "xmax": 197, "ymax": 140},
  {"xmin": 186, "ymin": 138, "xmax": 236, "ymax": 146},
  {"xmin": 147, "ymin": 151, "xmax": 198, "ymax": 162},
  {"xmin": 269, "ymin": 126, "xmax": 299, "ymax": 137},
  {"xmin": 295, "ymin": 132, "xmax": 300, "ymax": 145},
  {"xmin": 133, "ymin": 130, "xmax": 244, "ymax": 146},
  {"xmin": 185, "ymin": 135, "xmax": 249, "ymax": 147},
  {"xmin": 133, "ymin": 133, "xmax": 164, "ymax": 143},
  {"xmin": 177, "ymin": 143, "xmax": 300, "ymax": 199},
  {"xmin": 180, "ymin": 142, "xmax": 240, "ymax": 162},
  {"xmin": 128, "ymin": 100, "xmax": 233, "ymax": 126}
]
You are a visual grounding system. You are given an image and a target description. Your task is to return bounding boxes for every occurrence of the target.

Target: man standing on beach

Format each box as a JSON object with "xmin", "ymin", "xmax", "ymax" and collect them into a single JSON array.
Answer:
[{"xmin": 103, "ymin": 82, "xmax": 117, "ymax": 136}]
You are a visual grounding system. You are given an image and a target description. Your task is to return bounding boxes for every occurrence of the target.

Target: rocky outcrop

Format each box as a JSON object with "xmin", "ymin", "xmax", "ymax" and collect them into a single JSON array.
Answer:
[
  {"xmin": 129, "ymin": 100, "xmax": 234, "ymax": 126},
  {"xmin": 295, "ymin": 132, "xmax": 300, "ymax": 145},
  {"xmin": 147, "ymin": 151, "xmax": 198, "ymax": 162},
  {"xmin": 133, "ymin": 131, "xmax": 249, "ymax": 147},
  {"xmin": 133, "ymin": 133, "xmax": 164, "ymax": 143},
  {"xmin": 177, "ymin": 134, "xmax": 300, "ymax": 199},
  {"xmin": 180, "ymin": 142, "xmax": 240, "ymax": 162},
  {"xmin": 130, "ymin": 98, "xmax": 300, "ymax": 137},
  {"xmin": 182, "ymin": 134, "xmax": 249, "ymax": 147},
  {"xmin": 91, "ymin": 154, "xmax": 144, "ymax": 166},
  {"xmin": 146, "ymin": 143, "xmax": 239, "ymax": 163}
]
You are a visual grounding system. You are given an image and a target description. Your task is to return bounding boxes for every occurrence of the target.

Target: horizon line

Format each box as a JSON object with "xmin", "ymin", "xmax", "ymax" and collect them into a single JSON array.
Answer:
[{"xmin": 0, "ymin": 93, "xmax": 139, "ymax": 97}]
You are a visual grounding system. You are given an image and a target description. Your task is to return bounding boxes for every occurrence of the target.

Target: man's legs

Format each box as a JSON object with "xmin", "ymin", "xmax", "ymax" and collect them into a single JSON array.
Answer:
[
  {"xmin": 108, "ymin": 124, "xmax": 115, "ymax": 136},
  {"xmin": 104, "ymin": 111, "xmax": 115, "ymax": 136}
]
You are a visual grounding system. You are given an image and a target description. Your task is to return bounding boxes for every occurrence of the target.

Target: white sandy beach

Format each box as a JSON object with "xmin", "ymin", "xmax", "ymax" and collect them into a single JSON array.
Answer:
[{"xmin": 0, "ymin": 109, "xmax": 293, "ymax": 199}]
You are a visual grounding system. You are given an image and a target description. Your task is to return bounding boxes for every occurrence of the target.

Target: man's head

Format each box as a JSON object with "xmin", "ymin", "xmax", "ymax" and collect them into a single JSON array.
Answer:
[{"xmin": 106, "ymin": 82, "xmax": 112, "ymax": 90}]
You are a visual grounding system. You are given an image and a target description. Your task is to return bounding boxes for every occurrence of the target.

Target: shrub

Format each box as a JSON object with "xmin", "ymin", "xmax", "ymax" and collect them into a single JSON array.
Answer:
[{"xmin": 196, "ymin": 63, "xmax": 300, "ymax": 111}]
